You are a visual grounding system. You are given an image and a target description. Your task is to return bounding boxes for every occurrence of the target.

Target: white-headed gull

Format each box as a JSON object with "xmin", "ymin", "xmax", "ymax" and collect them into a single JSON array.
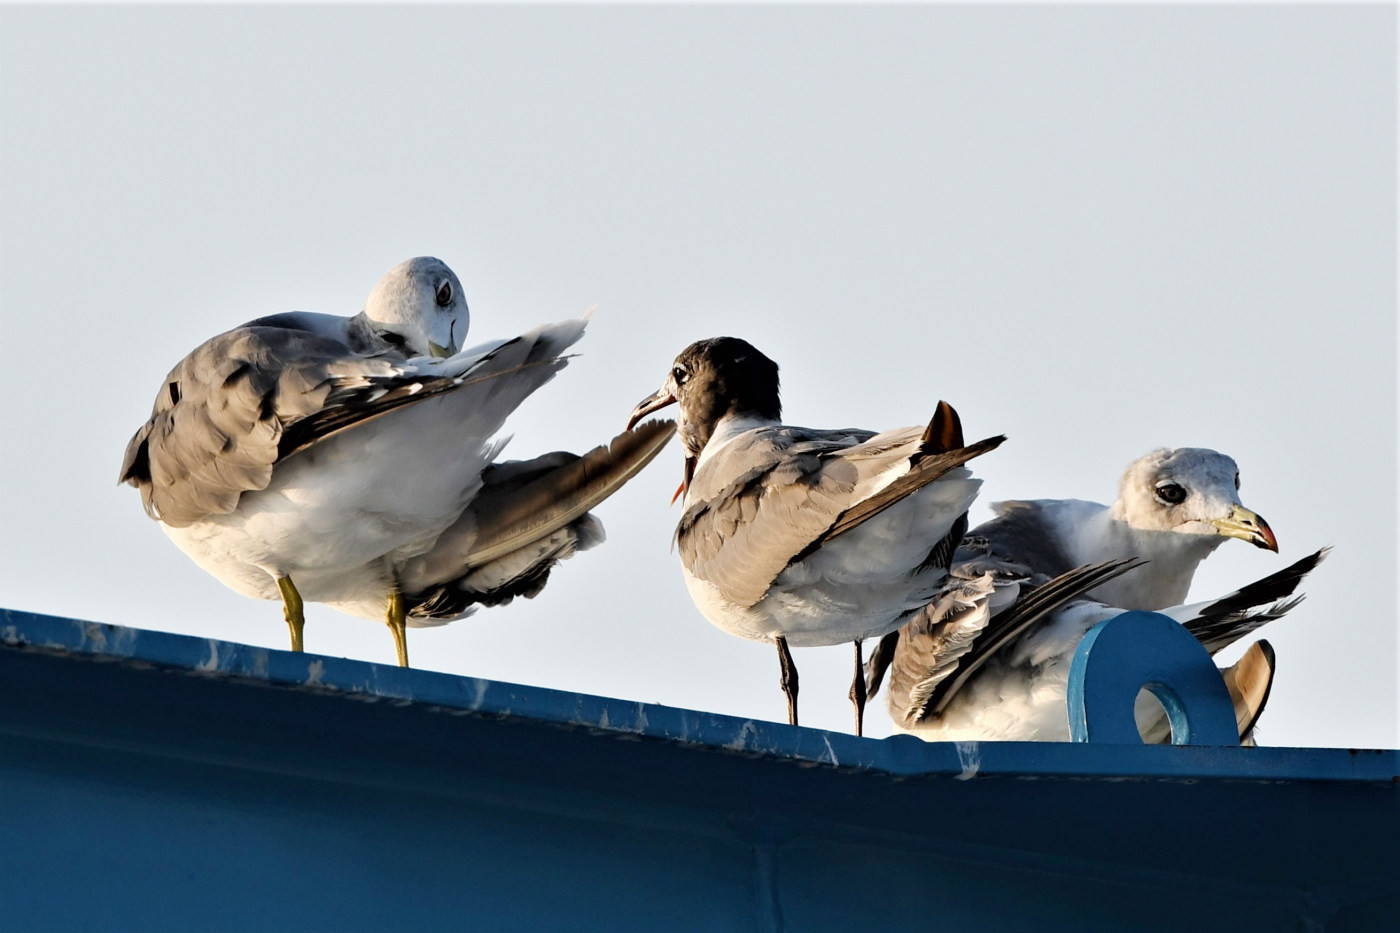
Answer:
[
  {"xmin": 867, "ymin": 446, "xmax": 1325, "ymax": 742},
  {"xmin": 121, "ymin": 257, "xmax": 674, "ymax": 666}
]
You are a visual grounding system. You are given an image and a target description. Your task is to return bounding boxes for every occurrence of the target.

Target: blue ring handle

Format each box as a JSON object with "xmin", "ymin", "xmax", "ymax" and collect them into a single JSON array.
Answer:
[{"xmin": 1068, "ymin": 611, "xmax": 1239, "ymax": 746}]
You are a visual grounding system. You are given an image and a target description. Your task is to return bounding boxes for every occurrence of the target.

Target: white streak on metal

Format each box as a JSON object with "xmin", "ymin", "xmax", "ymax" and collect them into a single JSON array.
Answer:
[
  {"xmin": 468, "ymin": 678, "xmax": 487, "ymax": 710},
  {"xmin": 196, "ymin": 640, "xmax": 219, "ymax": 672},
  {"xmin": 724, "ymin": 721, "xmax": 758, "ymax": 751},
  {"xmin": 954, "ymin": 741, "xmax": 981, "ymax": 780}
]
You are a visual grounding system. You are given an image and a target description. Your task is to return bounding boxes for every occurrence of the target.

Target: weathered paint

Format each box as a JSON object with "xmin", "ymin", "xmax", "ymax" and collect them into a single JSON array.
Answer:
[{"xmin": 0, "ymin": 608, "xmax": 1395, "ymax": 931}]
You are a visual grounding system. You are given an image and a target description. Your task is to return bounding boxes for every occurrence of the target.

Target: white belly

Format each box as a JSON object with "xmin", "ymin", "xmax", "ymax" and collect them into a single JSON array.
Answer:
[
  {"xmin": 681, "ymin": 475, "xmax": 981, "ymax": 648},
  {"xmin": 162, "ymin": 392, "xmax": 498, "ymax": 607}
]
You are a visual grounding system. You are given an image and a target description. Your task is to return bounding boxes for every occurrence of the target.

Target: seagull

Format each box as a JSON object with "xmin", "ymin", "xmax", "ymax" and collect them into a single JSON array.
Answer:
[
  {"xmin": 626, "ymin": 336, "xmax": 1004, "ymax": 735},
  {"xmin": 975, "ymin": 447, "xmax": 1280, "ymax": 610},
  {"xmin": 870, "ymin": 550, "xmax": 1323, "ymax": 742},
  {"xmin": 121, "ymin": 256, "xmax": 675, "ymax": 666},
  {"xmin": 865, "ymin": 445, "xmax": 1326, "ymax": 741}
]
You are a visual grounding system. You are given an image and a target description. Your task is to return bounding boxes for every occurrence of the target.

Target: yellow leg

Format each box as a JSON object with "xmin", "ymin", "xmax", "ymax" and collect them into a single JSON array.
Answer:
[
  {"xmin": 387, "ymin": 591, "xmax": 409, "ymax": 668},
  {"xmin": 277, "ymin": 576, "xmax": 305, "ymax": 652}
]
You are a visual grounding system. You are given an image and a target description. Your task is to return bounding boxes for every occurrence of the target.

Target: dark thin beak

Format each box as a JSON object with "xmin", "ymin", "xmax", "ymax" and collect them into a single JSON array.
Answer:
[
  {"xmin": 627, "ymin": 388, "xmax": 677, "ymax": 431},
  {"xmin": 670, "ymin": 455, "xmax": 697, "ymax": 505}
]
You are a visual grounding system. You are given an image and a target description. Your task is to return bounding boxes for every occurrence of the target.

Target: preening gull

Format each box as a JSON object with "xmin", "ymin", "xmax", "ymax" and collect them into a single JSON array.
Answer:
[
  {"xmin": 865, "ymin": 446, "xmax": 1326, "ymax": 741},
  {"xmin": 121, "ymin": 257, "xmax": 675, "ymax": 666},
  {"xmin": 627, "ymin": 336, "xmax": 1003, "ymax": 734}
]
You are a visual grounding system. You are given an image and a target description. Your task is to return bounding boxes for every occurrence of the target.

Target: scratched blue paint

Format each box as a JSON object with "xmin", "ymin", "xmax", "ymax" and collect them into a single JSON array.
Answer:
[
  {"xmin": 0, "ymin": 608, "xmax": 1396, "ymax": 932},
  {"xmin": 1067, "ymin": 611, "xmax": 1240, "ymax": 746}
]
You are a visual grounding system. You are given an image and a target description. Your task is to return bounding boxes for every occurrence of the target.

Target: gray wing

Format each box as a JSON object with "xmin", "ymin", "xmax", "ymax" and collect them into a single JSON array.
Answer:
[
  {"xmin": 401, "ymin": 420, "xmax": 677, "ymax": 619},
  {"xmin": 968, "ymin": 500, "xmax": 1081, "ymax": 579},
  {"xmin": 119, "ymin": 325, "xmax": 373, "ymax": 526},
  {"xmin": 884, "ymin": 558, "xmax": 1145, "ymax": 727},
  {"xmin": 864, "ymin": 540, "xmax": 1035, "ymax": 701},
  {"xmin": 676, "ymin": 426, "xmax": 1000, "ymax": 609},
  {"xmin": 119, "ymin": 321, "xmax": 533, "ymax": 527},
  {"xmin": 674, "ymin": 426, "xmax": 885, "ymax": 609}
]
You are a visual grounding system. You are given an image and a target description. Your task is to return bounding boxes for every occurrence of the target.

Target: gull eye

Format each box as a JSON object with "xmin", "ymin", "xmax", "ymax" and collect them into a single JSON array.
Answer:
[
  {"xmin": 1234, "ymin": 472, "xmax": 1241, "ymax": 491},
  {"xmin": 1155, "ymin": 483, "xmax": 1187, "ymax": 505},
  {"xmin": 671, "ymin": 365, "xmax": 689, "ymax": 385},
  {"xmin": 435, "ymin": 281, "xmax": 453, "ymax": 307}
]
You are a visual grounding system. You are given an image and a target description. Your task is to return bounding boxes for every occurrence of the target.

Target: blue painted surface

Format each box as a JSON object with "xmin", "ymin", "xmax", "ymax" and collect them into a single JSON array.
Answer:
[
  {"xmin": 0, "ymin": 608, "xmax": 1396, "ymax": 932},
  {"xmin": 1068, "ymin": 610, "xmax": 1240, "ymax": 745}
]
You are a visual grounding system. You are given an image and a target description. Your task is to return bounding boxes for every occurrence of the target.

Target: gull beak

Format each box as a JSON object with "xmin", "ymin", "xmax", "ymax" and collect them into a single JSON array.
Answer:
[
  {"xmin": 627, "ymin": 387, "xmax": 677, "ymax": 431},
  {"xmin": 1211, "ymin": 504, "xmax": 1279, "ymax": 552},
  {"xmin": 670, "ymin": 456, "xmax": 697, "ymax": 505},
  {"xmin": 429, "ymin": 321, "xmax": 459, "ymax": 359}
]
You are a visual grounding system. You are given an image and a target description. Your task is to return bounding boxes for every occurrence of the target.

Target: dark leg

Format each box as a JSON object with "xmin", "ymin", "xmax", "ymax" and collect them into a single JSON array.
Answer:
[
  {"xmin": 849, "ymin": 639, "xmax": 867, "ymax": 737},
  {"xmin": 776, "ymin": 635, "xmax": 799, "ymax": 727}
]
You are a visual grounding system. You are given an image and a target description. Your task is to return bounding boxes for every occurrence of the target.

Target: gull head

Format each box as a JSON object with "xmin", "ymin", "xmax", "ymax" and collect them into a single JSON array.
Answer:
[
  {"xmin": 1111, "ymin": 447, "xmax": 1278, "ymax": 552},
  {"xmin": 363, "ymin": 257, "xmax": 468, "ymax": 358},
  {"xmin": 627, "ymin": 337, "xmax": 781, "ymax": 500},
  {"xmin": 627, "ymin": 336, "xmax": 781, "ymax": 459}
]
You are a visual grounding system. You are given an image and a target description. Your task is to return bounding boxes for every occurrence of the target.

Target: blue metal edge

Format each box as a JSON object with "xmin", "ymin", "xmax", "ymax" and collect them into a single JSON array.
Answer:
[{"xmin": 2, "ymin": 607, "xmax": 1395, "ymax": 785}]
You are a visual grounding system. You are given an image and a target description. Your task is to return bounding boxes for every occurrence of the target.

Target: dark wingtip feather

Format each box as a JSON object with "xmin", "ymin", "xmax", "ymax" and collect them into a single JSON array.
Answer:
[
  {"xmin": 1185, "ymin": 547, "xmax": 1329, "ymax": 653},
  {"xmin": 922, "ymin": 400, "xmax": 965, "ymax": 454}
]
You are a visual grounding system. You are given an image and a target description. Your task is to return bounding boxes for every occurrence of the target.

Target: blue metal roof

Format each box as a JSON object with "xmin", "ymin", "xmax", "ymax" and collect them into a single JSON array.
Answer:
[{"xmin": 1, "ymin": 607, "xmax": 1396, "ymax": 931}]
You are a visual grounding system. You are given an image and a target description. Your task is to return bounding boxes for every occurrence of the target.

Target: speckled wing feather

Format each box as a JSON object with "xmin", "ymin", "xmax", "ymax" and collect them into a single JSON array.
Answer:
[
  {"xmin": 885, "ymin": 572, "xmax": 999, "ymax": 729},
  {"xmin": 894, "ymin": 558, "xmax": 1146, "ymax": 724},
  {"xmin": 864, "ymin": 540, "xmax": 1033, "ymax": 702}
]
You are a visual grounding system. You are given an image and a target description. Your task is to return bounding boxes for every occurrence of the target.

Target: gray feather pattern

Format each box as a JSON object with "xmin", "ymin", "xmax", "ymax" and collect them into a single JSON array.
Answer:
[
  {"xmin": 892, "ymin": 574, "xmax": 998, "ymax": 728},
  {"xmin": 974, "ymin": 500, "xmax": 1079, "ymax": 579},
  {"xmin": 676, "ymin": 427, "xmax": 886, "ymax": 609},
  {"xmin": 675, "ymin": 426, "xmax": 1000, "ymax": 610},
  {"xmin": 397, "ymin": 421, "xmax": 676, "ymax": 619},
  {"xmin": 119, "ymin": 327, "xmax": 357, "ymax": 525}
]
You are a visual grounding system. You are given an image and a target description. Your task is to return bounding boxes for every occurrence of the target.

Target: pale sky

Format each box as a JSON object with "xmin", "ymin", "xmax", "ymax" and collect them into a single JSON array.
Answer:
[{"xmin": 1, "ymin": 4, "xmax": 1395, "ymax": 749}]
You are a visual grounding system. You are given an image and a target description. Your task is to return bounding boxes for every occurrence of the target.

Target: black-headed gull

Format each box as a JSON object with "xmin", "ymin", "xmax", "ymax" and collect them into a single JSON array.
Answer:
[{"xmin": 627, "ymin": 336, "xmax": 1003, "ymax": 734}]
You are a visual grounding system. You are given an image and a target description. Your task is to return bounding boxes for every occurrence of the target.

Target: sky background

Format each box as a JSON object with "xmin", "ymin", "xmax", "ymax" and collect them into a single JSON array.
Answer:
[{"xmin": 1, "ymin": 4, "xmax": 1395, "ymax": 749}]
